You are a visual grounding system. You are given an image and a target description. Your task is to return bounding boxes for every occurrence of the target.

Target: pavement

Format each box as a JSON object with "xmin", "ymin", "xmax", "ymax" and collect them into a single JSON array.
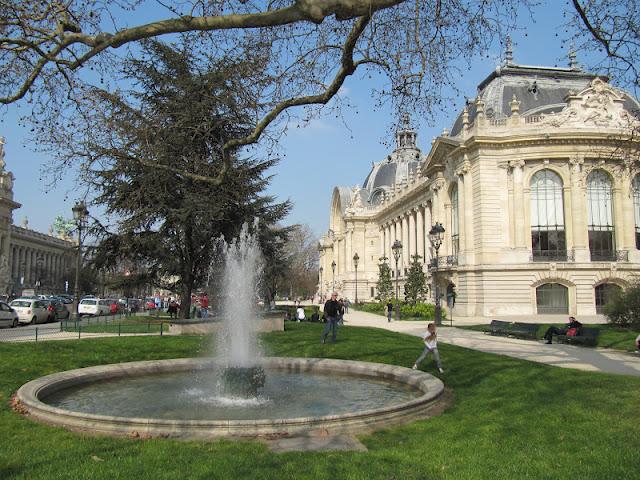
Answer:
[{"xmin": 342, "ymin": 308, "xmax": 640, "ymax": 377}]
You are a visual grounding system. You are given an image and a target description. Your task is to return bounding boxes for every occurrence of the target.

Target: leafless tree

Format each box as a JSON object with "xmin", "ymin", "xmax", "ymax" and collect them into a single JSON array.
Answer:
[{"xmin": 1, "ymin": 0, "xmax": 530, "ymax": 183}]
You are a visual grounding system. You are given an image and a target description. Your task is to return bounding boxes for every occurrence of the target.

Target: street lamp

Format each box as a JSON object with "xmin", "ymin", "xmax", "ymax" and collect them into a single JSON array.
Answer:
[
  {"xmin": 352, "ymin": 253, "xmax": 359, "ymax": 304},
  {"xmin": 319, "ymin": 266, "xmax": 323, "ymax": 301},
  {"xmin": 331, "ymin": 260, "xmax": 336, "ymax": 292},
  {"xmin": 429, "ymin": 222, "xmax": 445, "ymax": 326},
  {"xmin": 35, "ymin": 255, "xmax": 44, "ymax": 294},
  {"xmin": 391, "ymin": 240, "xmax": 402, "ymax": 321},
  {"xmin": 72, "ymin": 200, "xmax": 89, "ymax": 319}
]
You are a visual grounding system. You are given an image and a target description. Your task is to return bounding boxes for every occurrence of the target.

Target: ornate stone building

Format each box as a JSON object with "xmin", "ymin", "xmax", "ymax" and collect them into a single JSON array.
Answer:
[
  {"xmin": 320, "ymin": 55, "xmax": 640, "ymax": 319},
  {"xmin": 0, "ymin": 139, "xmax": 74, "ymax": 296}
]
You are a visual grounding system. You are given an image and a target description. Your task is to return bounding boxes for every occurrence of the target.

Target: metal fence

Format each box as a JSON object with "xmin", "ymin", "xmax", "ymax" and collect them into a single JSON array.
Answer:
[{"xmin": 0, "ymin": 314, "xmax": 167, "ymax": 342}]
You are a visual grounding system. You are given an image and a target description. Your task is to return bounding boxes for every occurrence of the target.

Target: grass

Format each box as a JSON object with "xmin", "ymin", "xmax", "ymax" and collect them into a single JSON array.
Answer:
[
  {"xmin": 0, "ymin": 323, "xmax": 638, "ymax": 479},
  {"xmin": 459, "ymin": 323, "xmax": 640, "ymax": 352}
]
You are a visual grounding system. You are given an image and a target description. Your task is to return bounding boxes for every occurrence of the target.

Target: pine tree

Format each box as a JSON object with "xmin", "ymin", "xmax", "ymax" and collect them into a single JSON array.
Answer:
[
  {"xmin": 404, "ymin": 254, "xmax": 427, "ymax": 304},
  {"xmin": 375, "ymin": 257, "xmax": 394, "ymax": 303}
]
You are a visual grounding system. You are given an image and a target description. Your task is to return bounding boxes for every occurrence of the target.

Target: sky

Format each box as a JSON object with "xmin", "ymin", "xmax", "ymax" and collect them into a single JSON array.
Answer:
[{"xmin": 0, "ymin": 1, "xmax": 614, "ymax": 239}]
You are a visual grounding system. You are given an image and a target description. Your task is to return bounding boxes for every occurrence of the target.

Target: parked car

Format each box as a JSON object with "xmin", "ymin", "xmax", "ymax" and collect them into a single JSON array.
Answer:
[
  {"xmin": 0, "ymin": 301, "xmax": 19, "ymax": 328},
  {"xmin": 10, "ymin": 299, "xmax": 50, "ymax": 324},
  {"xmin": 78, "ymin": 298, "xmax": 112, "ymax": 316},
  {"xmin": 44, "ymin": 299, "xmax": 70, "ymax": 321}
]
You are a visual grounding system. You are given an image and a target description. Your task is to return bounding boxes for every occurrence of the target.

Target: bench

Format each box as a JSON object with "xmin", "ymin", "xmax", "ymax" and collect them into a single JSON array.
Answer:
[
  {"xmin": 554, "ymin": 327, "xmax": 599, "ymax": 347},
  {"xmin": 483, "ymin": 320, "xmax": 539, "ymax": 340}
]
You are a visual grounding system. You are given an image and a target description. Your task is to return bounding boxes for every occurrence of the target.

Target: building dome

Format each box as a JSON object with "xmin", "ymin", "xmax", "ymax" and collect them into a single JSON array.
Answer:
[
  {"xmin": 361, "ymin": 115, "xmax": 423, "ymax": 206},
  {"xmin": 450, "ymin": 63, "xmax": 640, "ymax": 137}
]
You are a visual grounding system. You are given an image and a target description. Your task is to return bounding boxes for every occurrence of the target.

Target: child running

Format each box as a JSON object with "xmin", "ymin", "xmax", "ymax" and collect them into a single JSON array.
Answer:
[{"xmin": 412, "ymin": 323, "xmax": 444, "ymax": 373}]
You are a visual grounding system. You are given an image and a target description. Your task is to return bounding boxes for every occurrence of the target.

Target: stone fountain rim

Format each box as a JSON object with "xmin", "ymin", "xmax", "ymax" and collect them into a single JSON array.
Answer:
[{"xmin": 16, "ymin": 357, "xmax": 444, "ymax": 439}]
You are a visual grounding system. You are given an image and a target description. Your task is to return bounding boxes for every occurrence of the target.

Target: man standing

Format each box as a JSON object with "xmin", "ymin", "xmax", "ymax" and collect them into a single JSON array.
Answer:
[
  {"xmin": 199, "ymin": 293, "xmax": 209, "ymax": 318},
  {"xmin": 386, "ymin": 300, "xmax": 393, "ymax": 323},
  {"xmin": 321, "ymin": 292, "xmax": 340, "ymax": 344}
]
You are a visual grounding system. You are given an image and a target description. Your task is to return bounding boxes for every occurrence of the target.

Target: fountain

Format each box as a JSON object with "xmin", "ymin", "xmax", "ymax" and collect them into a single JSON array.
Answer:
[{"xmin": 15, "ymin": 227, "xmax": 445, "ymax": 440}]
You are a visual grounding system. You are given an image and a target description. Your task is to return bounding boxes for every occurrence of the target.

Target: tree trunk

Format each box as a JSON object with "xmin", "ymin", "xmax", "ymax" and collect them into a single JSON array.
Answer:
[{"xmin": 179, "ymin": 278, "xmax": 194, "ymax": 319}]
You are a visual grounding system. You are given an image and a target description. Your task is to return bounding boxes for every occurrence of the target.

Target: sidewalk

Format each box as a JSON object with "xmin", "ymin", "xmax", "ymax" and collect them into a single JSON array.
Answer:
[{"xmin": 343, "ymin": 309, "xmax": 640, "ymax": 377}]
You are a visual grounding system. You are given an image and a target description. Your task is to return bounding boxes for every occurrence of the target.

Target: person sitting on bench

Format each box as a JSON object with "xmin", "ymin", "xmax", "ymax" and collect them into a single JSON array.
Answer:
[{"xmin": 543, "ymin": 316, "xmax": 582, "ymax": 344}]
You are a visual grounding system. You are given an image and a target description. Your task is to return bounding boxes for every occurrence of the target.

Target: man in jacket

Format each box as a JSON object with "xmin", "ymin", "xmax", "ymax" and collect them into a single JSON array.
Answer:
[
  {"xmin": 321, "ymin": 292, "xmax": 341, "ymax": 344},
  {"xmin": 543, "ymin": 316, "xmax": 582, "ymax": 344}
]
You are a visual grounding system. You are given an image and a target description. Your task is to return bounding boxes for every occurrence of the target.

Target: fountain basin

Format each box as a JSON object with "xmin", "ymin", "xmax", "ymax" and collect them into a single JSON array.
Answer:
[{"xmin": 16, "ymin": 357, "xmax": 444, "ymax": 440}]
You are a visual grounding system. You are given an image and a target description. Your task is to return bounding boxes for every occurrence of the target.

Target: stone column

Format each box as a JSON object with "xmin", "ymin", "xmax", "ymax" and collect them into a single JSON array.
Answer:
[
  {"xmin": 408, "ymin": 209, "xmax": 416, "ymax": 262},
  {"xmin": 457, "ymin": 176, "xmax": 466, "ymax": 255},
  {"xmin": 463, "ymin": 168, "xmax": 474, "ymax": 253},
  {"xmin": 25, "ymin": 248, "xmax": 32, "ymax": 285},
  {"xmin": 401, "ymin": 214, "xmax": 409, "ymax": 267},
  {"xmin": 416, "ymin": 206, "xmax": 425, "ymax": 262},
  {"xmin": 615, "ymin": 171, "xmax": 634, "ymax": 249},
  {"xmin": 569, "ymin": 157, "xmax": 588, "ymax": 261},
  {"xmin": 511, "ymin": 160, "xmax": 526, "ymax": 248},
  {"xmin": 345, "ymin": 228, "xmax": 353, "ymax": 273}
]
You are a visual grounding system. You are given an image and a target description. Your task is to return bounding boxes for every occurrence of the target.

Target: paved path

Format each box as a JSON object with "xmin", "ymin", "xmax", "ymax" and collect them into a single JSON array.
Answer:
[{"xmin": 343, "ymin": 309, "xmax": 640, "ymax": 377}]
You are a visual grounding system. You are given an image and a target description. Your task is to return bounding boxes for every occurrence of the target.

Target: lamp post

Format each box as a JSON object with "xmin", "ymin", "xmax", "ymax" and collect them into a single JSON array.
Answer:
[
  {"xmin": 352, "ymin": 253, "xmax": 359, "ymax": 304},
  {"xmin": 319, "ymin": 266, "xmax": 323, "ymax": 302},
  {"xmin": 428, "ymin": 222, "xmax": 445, "ymax": 326},
  {"xmin": 331, "ymin": 260, "xmax": 336, "ymax": 292},
  {"xmin": 391, "ymin": 240, "xmax": 402, "ymax": 321},
  {"xmin": 72, "ymin": 201, "xmax": 89, "ymax": 319},
  {"xmin": 35, "ymin": 255, "xmax": 43, "ymax": 295}
]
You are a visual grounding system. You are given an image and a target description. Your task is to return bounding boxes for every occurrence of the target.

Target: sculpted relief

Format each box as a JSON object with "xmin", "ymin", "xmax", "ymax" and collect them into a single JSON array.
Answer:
[{"xmin": 543, "ymin": 78, "xmax": 638, "ymax": 130}]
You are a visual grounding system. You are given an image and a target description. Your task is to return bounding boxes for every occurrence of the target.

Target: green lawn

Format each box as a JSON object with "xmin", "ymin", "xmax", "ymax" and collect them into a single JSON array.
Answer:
[
  {"xmin": 61, "ymin": 316, "xmax": 167, "ymax": 334},
  {"xmin": 459, "ymin": 323, "xmax": 640, "ymax": 352},
  {"xmin": 1, "ymin": 323, "xmax": 639, "ymax": 479}
]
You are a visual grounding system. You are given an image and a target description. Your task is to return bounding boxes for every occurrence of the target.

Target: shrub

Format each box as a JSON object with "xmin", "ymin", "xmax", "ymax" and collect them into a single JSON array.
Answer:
[
  {"xmin": 357, "ymin": 302, "xmax": 386, "ymax": 315},
  {"xmin": 604, "ymin": 283, "xmax": 640, "ymax": 328}
]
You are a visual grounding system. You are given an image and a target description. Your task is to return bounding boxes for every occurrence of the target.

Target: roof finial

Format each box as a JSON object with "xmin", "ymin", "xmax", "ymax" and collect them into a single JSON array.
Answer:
[
  {"xmin": 568, "ymin": 43, "xmax": 579, "ymax": 70},
  {"xmin": 401, "ymin": 112, "xmax": 410, "ymax": 130},
  {"xmin": 505, "ymin": 36, "xmax": 513, "ymax": 65}
]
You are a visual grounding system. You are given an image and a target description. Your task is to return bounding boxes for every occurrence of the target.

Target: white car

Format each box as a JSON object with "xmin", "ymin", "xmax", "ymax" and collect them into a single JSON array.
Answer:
[
  {"xmin": 10, "ymin": 299, "xmax": 50, "ymax": 324},
  {"xmin": 78, "ymin": 298, "xmax": 111, "ymax": 316},
  {"xmin": 0, "ymin": 301, "xmax": 19, "ymax": 328}
]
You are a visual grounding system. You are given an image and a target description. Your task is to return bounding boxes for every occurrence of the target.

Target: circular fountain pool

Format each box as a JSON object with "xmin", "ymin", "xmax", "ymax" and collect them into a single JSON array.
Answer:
[{"xmin": 16, "ymin": 357, "xmax": 444, "ymax": 439}]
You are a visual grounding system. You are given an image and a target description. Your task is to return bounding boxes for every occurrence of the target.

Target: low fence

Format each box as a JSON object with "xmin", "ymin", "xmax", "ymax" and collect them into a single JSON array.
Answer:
[{"xmin": 0, "ymin": 314, "xmax": 167, "ymax": 342}]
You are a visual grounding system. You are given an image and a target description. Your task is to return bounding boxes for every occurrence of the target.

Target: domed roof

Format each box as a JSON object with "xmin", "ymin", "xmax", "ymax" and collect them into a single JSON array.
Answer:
[
  {"xmin": 450, "ymin": 63, "xmax": 640, "ymax": 137},
  {"xmin": 361, "ymin": 115, "xmax": 423, "ymax": 204}
]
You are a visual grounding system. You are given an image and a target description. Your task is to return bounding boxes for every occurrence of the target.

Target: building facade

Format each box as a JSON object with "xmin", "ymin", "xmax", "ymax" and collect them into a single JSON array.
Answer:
[
  {"xmin": 0, "ymin": 140, "xmax": 74, "ymax": 296},
  {"xmin": 320, "ymin": 57, "xmax": 640, "ymax": 319}
]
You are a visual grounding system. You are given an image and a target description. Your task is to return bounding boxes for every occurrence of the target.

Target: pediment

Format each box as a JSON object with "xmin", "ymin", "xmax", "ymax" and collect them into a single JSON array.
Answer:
[{"xmin": 542, "ymin": 78, "xmax": 638, "ymax": 129}]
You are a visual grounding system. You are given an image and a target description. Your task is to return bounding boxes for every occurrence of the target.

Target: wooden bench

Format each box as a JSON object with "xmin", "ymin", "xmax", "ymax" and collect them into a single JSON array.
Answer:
[
  {"xmin": 554, "ymin": 327, "xmax": 599, "ymax": 347},
  {"xmin": 483, "ymin": 320, "xmax": 539, "ymax": 340}
]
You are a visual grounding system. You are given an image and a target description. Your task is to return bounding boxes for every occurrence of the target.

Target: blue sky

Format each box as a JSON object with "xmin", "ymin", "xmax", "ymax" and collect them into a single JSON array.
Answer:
[{"xmin": 0, "ymin": 1, "xmax": 610, "ymax": 238}]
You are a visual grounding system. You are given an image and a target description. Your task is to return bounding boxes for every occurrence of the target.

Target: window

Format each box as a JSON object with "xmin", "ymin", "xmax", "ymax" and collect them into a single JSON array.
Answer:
[
  {"xmin": 370, "ymin": 287, "xmax": 375, "ymax": 297},
  {"xmin": 450, "ymin": 185, "xmax": 459, "ymax": 256},
  {"xmin": 587, "ymin": 170, "xmax": 615, "ymax": 261},
  {"xmin": 536, "ymin": 283, "xmax": 569, "ymax": 314},
  {"xmin": 634, "ymin": 176, "xmax": 640, "ymax": 249},
  {"xmin": 595, "ymin": 283, "xmax": 622, "ymax": 314},
  {"xmin": 530, "ymin": 170, "xmax": 566, "ymax": 260}
]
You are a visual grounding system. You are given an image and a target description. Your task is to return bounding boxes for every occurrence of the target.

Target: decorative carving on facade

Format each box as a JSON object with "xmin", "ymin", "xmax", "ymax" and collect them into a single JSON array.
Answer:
[
  {"xmin": 543, "ymin": 78, "xmax": 638, "ymax": 130},
  {"xmin": 431, "ymin": 178, "xmax": 445, "ymax": 192}
]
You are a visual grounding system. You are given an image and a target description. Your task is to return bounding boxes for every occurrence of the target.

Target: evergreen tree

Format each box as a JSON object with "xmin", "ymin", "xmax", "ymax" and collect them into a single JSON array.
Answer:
[
  {"xmin": 375, "ymin": 257, "xmax": 394, "ymax": 304},
  {"xmin": 404, "ymin": 254, "xmax": 427, "ymax": 304},
  {"xmin": 88, "ymin": 40, "xmax": 290, "ymax": 317}
]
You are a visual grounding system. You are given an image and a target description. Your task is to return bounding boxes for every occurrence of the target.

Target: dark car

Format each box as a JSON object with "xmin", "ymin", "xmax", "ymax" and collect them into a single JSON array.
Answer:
[{"xmin": 45, "ymin": 299, "xmax": 71, "ymax": 321}]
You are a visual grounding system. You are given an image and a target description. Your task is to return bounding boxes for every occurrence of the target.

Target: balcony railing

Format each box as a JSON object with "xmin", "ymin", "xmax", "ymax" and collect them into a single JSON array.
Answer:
[
  {"xmin": 429, "ymin": 255, "xmax": 458, "ymax": 269},
  {"xmin": 530, "ymin": 249, "xmax": 574, "ymax": 262}
]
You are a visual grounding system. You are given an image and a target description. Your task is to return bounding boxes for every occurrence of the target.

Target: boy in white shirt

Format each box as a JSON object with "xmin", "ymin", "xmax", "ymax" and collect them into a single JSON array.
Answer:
[{"xmin": 412, "ymin": 323, "xmax": 444, "ymax": 373}]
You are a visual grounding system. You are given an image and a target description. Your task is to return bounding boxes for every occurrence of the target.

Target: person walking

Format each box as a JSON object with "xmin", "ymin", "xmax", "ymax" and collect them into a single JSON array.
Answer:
[
  {"xmin": 412, "ymin": 323, "xmax": 444, "ymax": 373},
  {"xmin": 321, "ymin": 292, "xmax": 341, "ymax": 344},
  {"xmin": 386, "ymin": 301, "xmax": 393, "ymax": 323}
]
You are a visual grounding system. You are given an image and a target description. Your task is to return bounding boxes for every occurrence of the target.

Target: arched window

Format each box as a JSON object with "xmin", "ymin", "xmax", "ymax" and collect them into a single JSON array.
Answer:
[
  {"xmin": 530, "ymin": 170, "xmax": 566, "ymax": 260},
  {"xmin": 450, "ymin": 185, "xmax": 459, "ymax": 256},
  {"xmin": 633, "ymin": 176, "xmax": 640, "ymax": 249},
  {"xmin": 536, "ymin": 283, "xmax": 569, "ymax": 314},
  {"xmin": 587, "ymin": 170, "xmax": 615, "ymax": 261},
  {"xmin": 595, "ymin": 283, "xmax": 622, "ymax": 314}
]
